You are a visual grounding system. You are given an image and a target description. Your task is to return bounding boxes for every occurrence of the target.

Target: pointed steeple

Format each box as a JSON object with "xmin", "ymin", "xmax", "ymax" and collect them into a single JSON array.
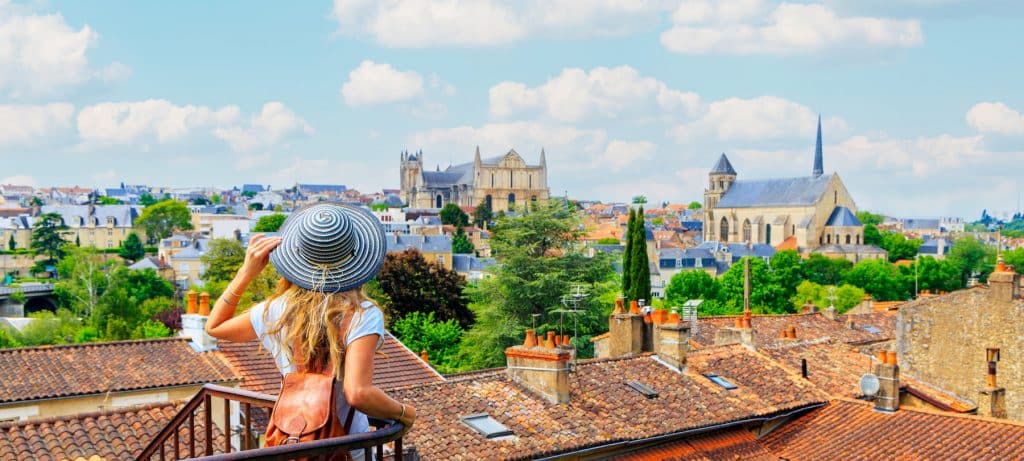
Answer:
[
  {"xmin": 813, "ymin": 114, "xmax": 823, "ymax": 177},
  {"xmin": 539, "ymin": 147, "xmax": 546, "ymax": 167},
  {"xmin": 710, "ymin": 153, "xmax": 737, "ymax": 175}
]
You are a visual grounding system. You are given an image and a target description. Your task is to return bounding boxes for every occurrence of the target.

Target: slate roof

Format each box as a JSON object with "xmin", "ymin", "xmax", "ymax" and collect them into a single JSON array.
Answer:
[
  {"xmin": 386, "ymin": 234, "xmax": 452, "ymax": 253},
  {"xmin": 0, "ymin": 338, "xmax": 239, "ymax": 404},
  {"xmin": 696, "ymin": 241, "xmax": 776, "ymax": 260},
  {"xmin": 297, "ymin": 184, "xmax": 347, "ymax": 194},
  {"xmin": 710, "ymin": 153, "xmax": 737, "ymax": 175},
  {"xmin": 903, "ymin": 218, "xmax": 941, "ymax": 230},
  {"xmin": 389, "ymin": 345, "xmax": 827, "ymax": 460},
  {"xmin": 825, "ymin": 206, "xmax": 861, "ymax": 227},
  {"xmin": 761, "ymin": 399, "xmax": 1024, "ymax": 461},
  {"xmin": 451, "ymin": 254, "xmax": 497, "ymax": 273},
  {"xmin": 0, "ymin": 401, "xmax": 225, "ymax": 461},
  {"xmin": 127, "ymin": 256, "xmax": 166, "ymax": 271},
  {"xmin": 40, "ymin": 205, "xmax": 141, "ymax": 227},
  {"xmin": 813, "ymin": 244, "xmax": 887, "ymax": 255},
  {"xmin": 241, "ymin": 184, "xmax": 267, "ymax": 193},
  {"xmin": 716, "ymin": 174, "xmax": 833, "ymax": 208}
]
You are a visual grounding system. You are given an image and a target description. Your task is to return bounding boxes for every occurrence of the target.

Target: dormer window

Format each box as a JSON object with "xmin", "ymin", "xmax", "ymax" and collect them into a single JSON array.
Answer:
[{"xmin": 460, "ymin": 414, "xmax": 513, "ymax": 439}]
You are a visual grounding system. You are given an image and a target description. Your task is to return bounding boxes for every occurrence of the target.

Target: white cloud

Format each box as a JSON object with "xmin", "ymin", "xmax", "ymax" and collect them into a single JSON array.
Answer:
[
  {"xmin": 0, "ymin": 3, "xmax": 127, "ymax": 97},
  {"xmin": 214, "ymin": 102, "xmax": 313, "ymax": 152},
  {"xmin": 0, "ymin": 104, "xmax": 75, "ymax": 145},
  {"xmin": 341, "ymin": 60, "xmax": 425, "ymax": 106},
  {"xmin": 660, "ymin": 0, "xmax": 923, "ymax": 55},
  {"xmin": 0, "ymin": 175, "xmax": 36, "ymax": 187},
  {"xmin": 235, "ymin": 153, "xmax": 272, "ymax": 171},
  {"xmin": 670, "ymin": 96, "xmax": 845, "ymax": 142},
  {"xmin": 331, "ymin": 0, "xmax": 673, "ymax": 47},
  {"xmin": 966, "ymin": 102, "xmax": 1024, "ymax": 135},
  {"xmin": 77, "ymin": 99, "xmax": 239, "ymax": 145},
  {"xmin": 595, "ymin": 140, "xmax": 656, "ymax": 171},
  {"xmin": 489, "ymin": 66, "xmax": 700, "ymax": 122}
]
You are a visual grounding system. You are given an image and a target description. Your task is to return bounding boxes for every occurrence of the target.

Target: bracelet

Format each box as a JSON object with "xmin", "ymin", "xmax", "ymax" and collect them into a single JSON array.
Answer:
[
  {"xmin": 399, "ymin": 403, "xmax": 406, "ymax": 420},
  {"xmin": 227, "ymin": 285, "xmax": 244, "ymax": 298},
  {"xmin": 219, "ymin": 295, "xmax": 238, "ymax": 307}
]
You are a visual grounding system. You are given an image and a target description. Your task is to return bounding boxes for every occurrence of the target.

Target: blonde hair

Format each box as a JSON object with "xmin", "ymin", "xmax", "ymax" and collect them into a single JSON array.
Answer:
[{"xmin": 263, "ymin": 278, "xmax": 377, "ymax": 379}]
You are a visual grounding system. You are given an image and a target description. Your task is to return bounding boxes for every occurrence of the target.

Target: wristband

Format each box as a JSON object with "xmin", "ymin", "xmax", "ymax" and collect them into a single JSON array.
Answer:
[{"xmin": 399, "ymin": 403, "xmax": 406, "ymax": 420}]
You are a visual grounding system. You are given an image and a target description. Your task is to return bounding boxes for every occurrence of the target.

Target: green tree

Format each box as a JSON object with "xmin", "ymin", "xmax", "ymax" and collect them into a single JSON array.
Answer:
[
  {"xmin": 249, "ymin": 203, "xmax": 264, "ymax": 211},
  {"xmin": 632, "ymin": 195, "xmax": 647, "ymax": 205},
  {"xmin": 457, "ymin": 200, "xmax": 616, "ymax": 369},
  {"xmin": 376, "ymin": 249, "xmax": 472, "ymax": 328},
  {"xmin": 843, "ymin": 259, "xmax": 911, "ymax": 301},
  {"xmin": 8, "ymin": 288, "xmax": 26, "ymax": 305},
  {"xmin": 118, "ymin": 233, "xmax": 145, "ymax": 262},
  {"xmin": 622, "ymin": 208, "xmax": 635, "ymax": 296},
  {"xmin": 596, "ymin": 237, "xmax": 621, "ymax": 245},
  {"xmin": 452, "ymin": 227, "xmax": 475, "ymax": 254},
  {"xmin": 1003, "ymin": 248, "xmax": 1024, "ymax": 273},
  {"xmin": 55, "ymin": 245, "xmax": 114, "ymax": 318},
  {"xmin": 139, "ymin": 193, "xmax": 158, "ymax": 206},
  {"xmin": 790, "ymin": 280, "xmax": 865, "ymax": 313},
  {"xmin": 253, "ymin": 213, "xmax": 287, "ymax": 232},
  {"xmin": 664, "ymin": 270, "xmax": 719, "ymax": 308},
  {"xmin": 0, "ymin": 327, "xmax": 20, "ymax": 348},
  {"xmin": 98, "ymin": 196, "xmax": 123, "ymax": 205},
  {"xmin": 863, "ymin": 224, "xmax": 882, "ymax": 246},
  {"xmin": 439, "ymin": 203, "xmax": 470, "ymax": 227},
  {"xmin": 135, "ymin": 320, "xmax": 173, "ymax": 339},
  {"xmin": 856, "ymin": 211, "xmax": 884, "ymax": 226},
  {"xmin": 191, "ymin": 196, "xmax": 210, "ymax": 205},
  {"xmin": 628, "ymin": 206, "xmax": 651, "ymax": 303},
  {"xmin": 7, "ymin": 233, "xmax": 14, "ymax": 251},
  {"xmin": 913, "ymin": 256, "xmax": 962, "ymax": 293},
  {"xmin": 30, "ymin": 212, "xmax": 69, "ymax": 267},
  {"xmin": 210, "ymin": 194, "xmax": 222, "ymax": 205},
  {"xmin": 473, "ymin": 199, "xmax": 493, "ymax": 228},
  {"xmin": 91, "ymin": 267, "xmax": 173, "ymax": 336},
  {"xmin": 687, "ymin": 201, "xmax": 702, "ymax": 210},
  {"xmin": 769, "ymin": 250, "xmax": 803, "ymax": 296},
  {"xmin": 801, "ymin": 254, "xmax": 852, "ymax": 285},
  {"xmin": 16, "ymin": 309, "xmax": 83, "ymax": 346},
  {"xmin": 136, "ymin": 200, "xmax": 192, "ymax": 243},
  {"xmin": 200, "ymin": 238, "xmax": 247, "ymax": 283},
  {"xmin": 947, "ymin": 236, "xmax": 990, "ymax": 285},
  {"xmin": 391, "ymin": 311, "xmax": 464, "ymax": 373},
  {"xmin": 880, "ymin": 233, "xmax": 922, "ymax": 262},
  {"xmin": 717, "ymin": 257, "xmax": 790, "ymax": 313}
]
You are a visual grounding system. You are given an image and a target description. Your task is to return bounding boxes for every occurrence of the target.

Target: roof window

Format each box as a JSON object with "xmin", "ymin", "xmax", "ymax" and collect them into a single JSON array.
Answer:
[
  {"xmin": 862, "ymin": 326, "xmax": 882, "ymax": 334},
  {"xmin": 460, "ymin": 414, "xmax": 514, "ymax": 439},
  {"xmin": 626, "ymin": 381, "xmax": 659, "ymax": 399},
  {"xmin": 705, "ymin": 374, "xmax": 738, "ymax": 390}
]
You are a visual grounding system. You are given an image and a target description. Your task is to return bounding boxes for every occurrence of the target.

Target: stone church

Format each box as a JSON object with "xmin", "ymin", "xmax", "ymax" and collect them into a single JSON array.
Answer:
[
  {"xmin": 400, "ymin": 148, "xmax": 550, "ymax": 212},
  {"xmin": 702, "ymin": 118, "xmax": 885, "ymax": 261}
]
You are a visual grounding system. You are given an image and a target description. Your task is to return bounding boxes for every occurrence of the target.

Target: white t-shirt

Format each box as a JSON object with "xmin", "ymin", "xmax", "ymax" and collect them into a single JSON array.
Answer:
[{"xmin": 249, "ymin": 297, "xmax": 385, "ymax": 437}]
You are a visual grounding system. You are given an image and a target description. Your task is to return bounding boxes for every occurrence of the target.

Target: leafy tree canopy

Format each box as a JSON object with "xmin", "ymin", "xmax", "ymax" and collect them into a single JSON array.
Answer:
[
  {"xmin": 452, "ymin": 227, "xmax": 475, "ymax": 254},
  {"xmin": 376, "ymin": 248, "xmax": 472, "ymax": 327},
  {"xmin": 391, "ymin": 311, "xmax": 463, "ymax": 373},
  {"xmin": 200, "ymin": 238, "xmax": 246, "ymax": 283},
  {"xmin": 688, "ymin": 201, "xmax": 702, "ymax": 210},
  {"xmin": 136, "ymin": 200, "xmax": 193, "ymax": 243},
  {"xmin": 253, "ymin": 213, "xmax": 287, "ymax": 232},
  {"xmin": 118, "ymin": 233, "xmax": 145, "ymax": 262},
  {"xmin": 439, "ymin": 203, "xmax": 470, "ymax": 227}
]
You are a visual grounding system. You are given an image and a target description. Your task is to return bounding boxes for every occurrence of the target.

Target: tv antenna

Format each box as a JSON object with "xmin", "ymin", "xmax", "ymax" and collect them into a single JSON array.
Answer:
[
  {"xmin": 557, "ymin": 284, "xmax": 589, "ymax": 351},
  {"xmin": 826, "ymin": 286, "xmax": 838, "ymax": 310}
]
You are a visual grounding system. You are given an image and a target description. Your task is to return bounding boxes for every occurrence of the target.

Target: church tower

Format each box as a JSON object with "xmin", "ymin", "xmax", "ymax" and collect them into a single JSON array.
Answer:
[
  {"xmin": 812, "ymin": 115, "xmax": 823, "ymax": 177},
  {"xmin": 705, "ymin": 153, "xmax": 737, "ymax": 210},
  {"xmin": 400, "ymin": 150, "xmax": 423, "ymax": 206}
]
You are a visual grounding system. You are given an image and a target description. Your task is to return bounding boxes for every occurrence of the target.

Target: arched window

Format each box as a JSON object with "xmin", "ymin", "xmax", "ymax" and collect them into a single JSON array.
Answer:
[
  {"xmin": 827, "ymin": 234, "xmax": 831, "ymax": 244},
  {"xmin": 529, "ymin": 174, "xmax": 532, "ymax": 188},
  {"xmin": 856, "ymin": 235, "xmax": 861, "ymax": 245},
  {"xmin": 485, "ymin": 195, "xmax": 492, "ymax": 210},
  {"xmin": 510, "ymin": 171, "xmax": 514, "ymax": 187},
  {"xmin": 765, "ymin": 224, "xmax": 772, "ymax": 244},
  {"xmin": 742, "ymin": 219, "xmax": 751, "ymax": 242},
  {"xmin": 845, "ymin": 234, "xmax": 851, "ymax": 244},
  {"xmin": 491, "ymin": 174, "xmax": 494, "ymax": 187},
  {"xmin": 435, "ymin": 195, "xmax": 442, "ymax": 208},
  {"xmin": 508, "ymin": 193, "xmax": 515, "ymax": 208},
  {"xmin": 718, "ymin": 181, "xmax": 723, "ymax": 190},
  {"xmin": 531, "ymin": 195, "xmax": 537, "ymax": 202},
  {"xmin": 791, "ymin": 225, "xmax": 795, "ymax": 235},
  {"xmin": 720, "ymin": 218, "xmax": 729, "ymax": 242},
  {"xmin": 834, "ymin": 191, "xmax": 838, "ymax": 204}
]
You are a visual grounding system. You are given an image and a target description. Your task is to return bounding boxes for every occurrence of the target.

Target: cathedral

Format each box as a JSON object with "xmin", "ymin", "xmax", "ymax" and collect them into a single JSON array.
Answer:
[
  {"xmin": 400, "ymin": 148, "xmax": 550, "ymax": 212},
  {"xmin": 702, "ymin": 118, "xmax": 886, "ymax": 262}
]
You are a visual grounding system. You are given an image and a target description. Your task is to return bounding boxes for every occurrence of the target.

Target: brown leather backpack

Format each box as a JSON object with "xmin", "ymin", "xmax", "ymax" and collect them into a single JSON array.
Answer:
[{"xmin": 265, "ymin": 314, "xmax": 356, "ymax": 461}]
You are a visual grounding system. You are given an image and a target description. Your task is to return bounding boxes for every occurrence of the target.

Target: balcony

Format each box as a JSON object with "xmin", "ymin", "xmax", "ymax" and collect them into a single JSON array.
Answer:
[{"xmin": 138, "ymin": 384, "xmax": 406, "ymax": 460}]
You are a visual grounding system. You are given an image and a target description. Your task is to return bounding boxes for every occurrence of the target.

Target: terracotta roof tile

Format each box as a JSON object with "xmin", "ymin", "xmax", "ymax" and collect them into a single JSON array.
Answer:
[
  {"xmin": 390, "ymin": 345, "xmax": 826, "ymax": 460},
  {"xmin": 0, "ymin": 401, "xmax": 225, "ymax": 461},
  {"xmin": 760, "ymin": 340, "xmax": 876, "ymax": 399},
  {"xmin": 613, "ymin": 427, "xmax": 776, "ymax": 461},
  {"xmin": 762, "ymin": 399, "xmax": 1024, "ymax": 460},
  {"xmin": 776, "ymin": 235, "xmax": 798, "ymax": 251},
  {"xmin": 0, "ymin": 338, "xmax": 239, "ymax": 404},
  {"xmin": 692, "ymin": 312, "xmax": 893, "ymax": 349}
]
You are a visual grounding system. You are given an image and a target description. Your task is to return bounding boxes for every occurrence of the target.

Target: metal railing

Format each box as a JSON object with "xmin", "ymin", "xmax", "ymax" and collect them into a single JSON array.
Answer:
[{"xmin": 138, "ymin": 383, "xmax": 405, "ymax": 461}]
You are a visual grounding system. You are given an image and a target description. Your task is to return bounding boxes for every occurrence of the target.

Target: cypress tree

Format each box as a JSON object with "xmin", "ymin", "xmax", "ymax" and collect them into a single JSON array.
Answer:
[
  {"xmin": 622, "ymin": 208, "xmax": 635, "ymax": 297},
  {"xmin": 630, "ymin": 206, "xmax": 651, "ymax": 303}
]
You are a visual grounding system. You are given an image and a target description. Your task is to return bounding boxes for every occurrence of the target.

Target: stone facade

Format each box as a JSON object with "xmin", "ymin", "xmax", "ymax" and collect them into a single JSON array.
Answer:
[
  {"xmin": 896, "ymin": 269, "xmax": 1023, "ymax": 420},
  {"xmin": 400, "ymin": 148, "xmax": 549, "ymax": 212}
]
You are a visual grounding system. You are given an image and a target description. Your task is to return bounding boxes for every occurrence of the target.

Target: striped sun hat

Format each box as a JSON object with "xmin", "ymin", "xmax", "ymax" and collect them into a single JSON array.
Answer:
[{"xmin": 269, "ymin": 203, "xmax": 386, "ymax": 293}]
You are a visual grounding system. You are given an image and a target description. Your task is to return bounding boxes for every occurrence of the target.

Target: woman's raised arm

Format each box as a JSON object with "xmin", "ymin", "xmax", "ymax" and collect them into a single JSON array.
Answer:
[{"xmin": 206, "ymin": 234, "xmax": 281, "ymax": 342}]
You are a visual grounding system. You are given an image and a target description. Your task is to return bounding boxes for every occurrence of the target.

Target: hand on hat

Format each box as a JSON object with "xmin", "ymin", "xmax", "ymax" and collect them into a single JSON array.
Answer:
[{"xmin": 239, "ymin": 233, "xmax": 282, "ymax": 280}]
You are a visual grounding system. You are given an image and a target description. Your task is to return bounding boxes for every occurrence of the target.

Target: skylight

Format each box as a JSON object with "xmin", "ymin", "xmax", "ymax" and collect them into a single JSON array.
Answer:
[
  {"xmin": 705, "ymin": 374, "xmax": 738, "ymax": 390},
  {"xmin": 862, "ymin": 325, "xmax": 882, "ymax": 334},
  {"xmin": 626, "ymin": 381, "xmax": 659, "ymax": 399},
  {"xmin": 461, "ymin": 414, "xmax": 514, "ymax": 439}
]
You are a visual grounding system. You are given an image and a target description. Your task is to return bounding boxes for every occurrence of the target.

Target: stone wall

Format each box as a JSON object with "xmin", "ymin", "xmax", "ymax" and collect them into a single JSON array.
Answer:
[{"xmin": 897, "ymin": 287, "xmax": 1024, "ymax": 420}]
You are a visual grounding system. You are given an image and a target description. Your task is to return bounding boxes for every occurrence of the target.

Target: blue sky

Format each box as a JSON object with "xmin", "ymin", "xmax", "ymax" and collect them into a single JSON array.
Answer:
[{"xmin": 2, "ymin": 0, "xmax": 1023, "ymax": 218}]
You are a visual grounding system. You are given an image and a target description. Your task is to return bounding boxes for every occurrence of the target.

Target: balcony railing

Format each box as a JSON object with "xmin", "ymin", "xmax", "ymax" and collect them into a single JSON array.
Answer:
[{"xmin": 138, "ymin": 383, "xmax": 405, "ymax": 461}]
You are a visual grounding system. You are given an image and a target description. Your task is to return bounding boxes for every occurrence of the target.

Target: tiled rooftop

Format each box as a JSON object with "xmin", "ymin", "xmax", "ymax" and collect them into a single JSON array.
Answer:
[
  {"xmin": 691, "ymin": 312, "xmax": 894, "ymax": 349},
  {"xmin": 613, "ymin": 427, "xmax": 776, "ymax": 461},
  {"xmin": 0, "ymin": 338, "xmax": 239, "ymax": 404},
  {"xmin": 390, "ymin": 344, "xmax": 827, "ymax": 460},
  {"xmin": 0, "ymin": 401, "xmax": 225, "ymax": 461},
  {"xmin": 762, "ymin": 399, "xmax": 1024, "ymax": 461}
]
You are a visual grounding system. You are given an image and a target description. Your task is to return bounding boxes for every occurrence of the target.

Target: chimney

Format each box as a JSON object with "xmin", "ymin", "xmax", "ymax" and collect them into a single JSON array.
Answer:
[
  {"xmin": 608, "ymin": 297, "xmax": 644, "ymax": 357},
  {"xmin": 655, "ymin": 313, "xmax": 691, "ymax": 371},
  {"xmin": 802, "ymin": 300, "xmax": 819, "ymax": 314},
  {"xmin": 988, "ymin": 258, "xmax": 1020, "ymax": 302},
  {"xmin": 505, "ymin": 330, "xmax": 574, "ymax": 404},
  {"xmin": 420, "ymin": 350, "xmax": 429, "ymax": 363},
  {"xmin": 978, "ymin": 348, "xmax": 1007, "ymax": 418},
  {"xmin": 874, "ymin": 350, "xmax": 900, "ymax": 412},
  {"xmin": 642, "ymin": 312, "xmax": 654, "ymax": 352},
  {"xmin": 714, "ymin": 261, "xmax": 756, "ymax": 348},
  {"xmin": 180, "ymin": 292, "xmax": 217, "ymax": 352}
]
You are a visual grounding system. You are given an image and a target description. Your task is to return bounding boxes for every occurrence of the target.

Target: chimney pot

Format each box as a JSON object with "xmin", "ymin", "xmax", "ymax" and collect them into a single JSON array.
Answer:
[
  {"xmin": 781, "ymin": 329, "xmax": 789, "ymax": 339},
  {"xmin": 186, "ymin": 290, "xmax": 198, "ymax": 315},
  {"xmin": 523, "ymin": 329, "xmax": 538, "ymax": 348},
  {"xmin": 668, "ymin": 310, "xmax": 681, "ymax": 324},
  {"xmin": 643, "ymin": 313, "xmax": 653, "ymax": 324},
  {"xmin": 629, "ymin": 300, "xmax": 640, "ymax": 314},
  {"xmin": 788, "ymin": 325, "xmax": 797, "ymax": 339},
  {"xmin": 421, "ymin": 349, "xmax": 429, "ymax": 363},
  {"xmin": 877, "ymin": 350, "xmax": 887, "ymax": 363},
  {"xmin": 562, "ymin": 335, "xmax": 571, "ymax": 347},
  {"xmin": 613, "ymin": 297, "xmax": 625, "ymax": 315},
  {"xmin": 734, "ymin": 317, "xmax": 744, "ymax": 328},
  {"xmin": 886, "ymin": 350, "xmax": 897, "ymax": 365},
  {"xmin": 199, "ymin": 292, "xmax": 211, "ymax": 316},
  {"xmin": 545, "ymin": 331, "xmax": 556, "ymax": 349}
]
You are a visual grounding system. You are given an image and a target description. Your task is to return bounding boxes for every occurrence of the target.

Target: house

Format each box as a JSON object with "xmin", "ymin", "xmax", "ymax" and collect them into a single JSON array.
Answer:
[
  {"xmin": 41, "ymin": 204, "xmax": 142, "ymax": 249},
  {"xmin": 159, "ymin": 233, "xmax": 210, "ymax": 288},
  {"xmin": 918, "ymin": 237, "xmax": 952, "ymax": 259},
  {"xmin": 451, "ymin": 254, "xmax": 496, "ymax": 281},
  {"xmin": 386, "ymin": 234, "xmax": 453, "ymax": 270}
]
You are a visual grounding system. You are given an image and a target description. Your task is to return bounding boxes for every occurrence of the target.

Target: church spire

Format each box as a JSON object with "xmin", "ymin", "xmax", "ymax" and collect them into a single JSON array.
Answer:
[
  {"xmin": 813, "ymin": 114, "xmax": 823, "ymax": 177},
  {"xmin": 539, "ymin": 147, "xmax": 546, "ymax": 167}
]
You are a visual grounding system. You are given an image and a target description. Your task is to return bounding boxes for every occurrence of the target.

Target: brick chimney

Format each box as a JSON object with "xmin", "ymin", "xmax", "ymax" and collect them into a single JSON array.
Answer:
[
  {"xmin": 715, "ymin": 260, "xmax": 756, "ymax": 347},
  {"xmin": 978, "ymin": 348, "xmax": 1007, "ymax": 418},
  {"xmin": 180, "ymin": 291, "xmax": 217, "ymax": 352},
  {"xmin": 874, "ymin": 350, "xmax": 900, "ymax": 412},
  {"xmin": 506, "ymin": 330, "xmax": 574, "ymax": 404},
  {"xmin": 988, "ymin": 258, "xmax": 1020, "ymax": 302},
  {"xmin": 608, "ymin": 297, "xmax": 644, "ymax": 357},
  {"xmin": 655, "ymin": 314, "xmax": 691, "ymax": 371}
]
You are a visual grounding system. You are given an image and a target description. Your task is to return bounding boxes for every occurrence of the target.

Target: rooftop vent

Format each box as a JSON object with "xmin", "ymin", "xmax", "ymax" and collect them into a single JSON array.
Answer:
[
  {"xmin": 705, "ymin": 374, "xmax": 738, "ymax": 390},
  {"xmin": 862, "ymin": 325, "xmax": 882, "ymax": 334},
  {"xmin": 461, "ymin": 414, "xmax": 514, "ymax": 439},
  {"xmin": 626, "ymin": 381, "xmax": 659, "ymax": 399}
]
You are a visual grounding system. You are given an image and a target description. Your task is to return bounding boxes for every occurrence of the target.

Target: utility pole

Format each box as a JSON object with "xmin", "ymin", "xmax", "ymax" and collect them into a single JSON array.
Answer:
[{"xmin": 743, "ymin": 257, "xmax": 751, "ymax": 313}]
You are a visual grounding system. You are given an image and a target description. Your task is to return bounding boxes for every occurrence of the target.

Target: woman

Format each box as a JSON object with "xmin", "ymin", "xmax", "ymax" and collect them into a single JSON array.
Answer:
[{"xmin": 205, "ymin": 203, "xmax": 416, "ymax": 460}]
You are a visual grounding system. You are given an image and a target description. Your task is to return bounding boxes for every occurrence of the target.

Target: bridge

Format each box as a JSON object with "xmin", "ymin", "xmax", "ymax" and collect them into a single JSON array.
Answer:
[{"xmin": 0, "ymin": 283, "xmax": 58, "ymax": 317}]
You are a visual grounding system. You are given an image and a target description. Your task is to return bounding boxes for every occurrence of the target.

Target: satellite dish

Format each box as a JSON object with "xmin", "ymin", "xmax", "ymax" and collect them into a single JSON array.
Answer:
[{"xmin": 860, "ymin": 373, "xmax": 881, "ymax": 397}]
